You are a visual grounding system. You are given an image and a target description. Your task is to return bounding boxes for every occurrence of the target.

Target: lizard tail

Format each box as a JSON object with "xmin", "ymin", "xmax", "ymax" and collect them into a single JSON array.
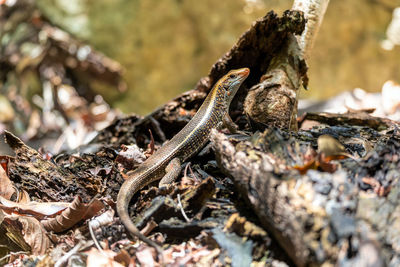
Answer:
[{"xmin": 116, "ymin": 178, "xmax": 164, "ymax": 260}]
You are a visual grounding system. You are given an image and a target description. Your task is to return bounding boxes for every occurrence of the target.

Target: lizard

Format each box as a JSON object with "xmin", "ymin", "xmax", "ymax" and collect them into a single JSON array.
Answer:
[{"xmin": 116, "ymin": 67, "xmax": 250, "ymax": 255}]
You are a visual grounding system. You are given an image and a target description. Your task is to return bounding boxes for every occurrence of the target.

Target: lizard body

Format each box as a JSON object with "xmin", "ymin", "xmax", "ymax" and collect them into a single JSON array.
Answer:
[{"xmin": 116, "ymin": 68, "xmax": 250, "ymax": 253}]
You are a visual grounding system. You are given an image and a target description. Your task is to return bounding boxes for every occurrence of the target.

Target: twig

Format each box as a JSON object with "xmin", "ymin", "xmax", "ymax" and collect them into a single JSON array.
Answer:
[
  {"xmin": 0, "ymin": 251, "xmax": 28, "ymax": 263},
  {"xmin": 177, "ymin": 194, "xmax": 191, "ymax": 223},
  {"xmin": 89, "ymin": 221, "xmax": 104, "ymax": 252},
  {"xmin": 183, "ymin": 162, "xmax": 200, "ymax": 183},
  {"xmin": 140, "ymin": 219, "xmax": 158, "ymax": 236},
  {"xmin": 184, "ymin": 162, "xmax": 190, "ymax": 178},
  {"xmin": 54, "ymin": 241, "xmax": 84, "ymax": 267},
  {"xmin": 148, "ymin": 129, "xmax": 155, "ymax": 155},
  {"xmin": 149, "ymin": 116, "xmax": 166, "ymax": 142},
  {"xmin": 188, "ymin": 164, "xmax": 200, "ymax": 183},
  {"xmin": 88, "ymin": 208, "xmax": 115, "ymax": 252}
]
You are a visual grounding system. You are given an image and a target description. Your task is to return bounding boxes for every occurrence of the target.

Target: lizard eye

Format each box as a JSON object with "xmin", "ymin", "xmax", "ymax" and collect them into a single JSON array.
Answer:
[{"xmin": 229, "ymin": 74, "xmax": 236, "ymax": 79}]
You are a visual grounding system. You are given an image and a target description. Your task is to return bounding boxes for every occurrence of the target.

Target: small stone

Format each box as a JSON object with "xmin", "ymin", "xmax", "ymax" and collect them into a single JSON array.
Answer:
[
  {"xmin": 330, "ymin": 209, "xmax": 356, "ymax": 238},
  {"xmin": 314, "ymin": 182, "xmax": 332, "ymax": 195}
]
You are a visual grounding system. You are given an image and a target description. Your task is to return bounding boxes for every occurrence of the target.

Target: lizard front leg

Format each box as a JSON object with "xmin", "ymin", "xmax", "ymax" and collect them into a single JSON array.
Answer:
[
  {"xmin": 159, "ymin": 157, "xmax": 181, "ymax": 187},
  {"xmin": 223, "ymin": 113, "xmax": 239, "ymax": 133},
  {"xmin": 223, "ymin": 113, "xmax": 249, "ymax": 135}
]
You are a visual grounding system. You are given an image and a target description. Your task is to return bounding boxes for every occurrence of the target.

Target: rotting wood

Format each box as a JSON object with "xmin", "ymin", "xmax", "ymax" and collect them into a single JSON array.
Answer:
[
  {"xmin": 4, "ymin": 131, "xmax": 112, "ymax": 203},
  {"xmin": 4, "ymin": 3, "xmax": 396, "ymax": 266},
  {"xmin": 299, "ymin": 111, "xmax": 400, "ymax": 130},
  {"xmin": 244, "ymin": 0, "xmax": 330, "ymax": 131},
  {"xmin": 211, "ymin": 126, "xmax": 399, "ymax": 266}
]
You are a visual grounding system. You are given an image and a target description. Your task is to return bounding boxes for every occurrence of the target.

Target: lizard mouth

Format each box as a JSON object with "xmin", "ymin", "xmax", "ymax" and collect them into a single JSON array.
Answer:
[{"xmin": 237, "ymin": 68, "xmax": 250, "ymax": 79}]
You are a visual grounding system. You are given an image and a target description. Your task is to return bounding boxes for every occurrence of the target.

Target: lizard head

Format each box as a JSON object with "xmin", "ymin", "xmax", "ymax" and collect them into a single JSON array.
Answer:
[{"xmin": 221, "ymin": 68, "xmax": 250, "ymax": 104}]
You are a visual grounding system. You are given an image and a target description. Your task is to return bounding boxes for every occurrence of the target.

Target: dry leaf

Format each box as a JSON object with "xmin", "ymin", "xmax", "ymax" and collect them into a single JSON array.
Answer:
[
  {"xmin": 224, "ymin": 213, "xmax": 267, "ymax": 238},
  {"xmin": 86, "ymin": 247, "xmax": 125, "ymax": 267},
  {"xmin": 362, "ymin": 177, "xmax": 391, "ymax": 197},
  {"xmin": 41, "ymin": 196, "xmax": 104, "ymax": 233},
  {"xmin": 2, "ymin": 212, "xmax": 51, "ymax": 255},
  {"xmin": 17, "ymin": 216, "xmax": 51, "ymax": 255},
  {"xmin": 317, "ymin": 134, "xmax": 351, "ymax": 160},
  {"xmin": 81, "ymin": 198, "xmax": 105, "ymax": 220},
  {"xmin": 115, "ymin": 144, "xmax": 146, "ymax": 172},
  {"xmin": 113, "ymin": 249, "xmax": 133, "ymax": 267},
  {"xmin": 293, "ymin": 139, "xmax": 341, "ymax": 174},
  {"xmin": 17, "ymin": 190, "xmax": 31, "ymax": 204},
  {"xmin": 41, "ymin": 196, "xmax": 85, "ymax": 233},
  {"xmin": 4, "ymin": 253, "xmax": 29, "ymax": 266},
  {"xmin": 317, "ymin": 155, "xmax": 338, "ymax": 173},
  {"xmin": 163, "ymin": 242, "xmax": 217, "ymax": 266},
  {"xmin": 0, "ymin": 155, "xmax": 10, "ymax": 176},
  {"xmin": 0, "ymin": 195, "xmax": 69, "ymax": 219},
  {"xmin": 293, "ymin": 154, "xmax": 338, "ymax": 174},
  {"xmin": 293, "ymin": 159, "xmax": 318, "ymax": 175},
  {"xmin": 0, "ymin": 161, "xmax": 15, "ymax": 200},
  {"xmin": 136, "ymin": 246, "xmax": 157, "ymax": 267}
]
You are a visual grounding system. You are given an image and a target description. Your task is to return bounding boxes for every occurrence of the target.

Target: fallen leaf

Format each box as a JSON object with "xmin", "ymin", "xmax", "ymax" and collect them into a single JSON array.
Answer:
[
  {"xmin": 1, "ymin": 211, "xmax": 51, "ymax": 255},
  {"xmin": 116, "ymin": 144, "xmax": 146, "ymax": 172},
  {"xmin": 88, "ymin": 166, "xmax": 112, "ymax": 176},
  {"xmin": 362, "ymin": 177, "xmax": 391, "ymax": 197},
  {"xmin": 136, "ymin": 246, "xmax": 157, "ymax": 267},
  {"xmin": 113, "ymin": 249, "xmax": 133, "ymax": 267},
  {"xmin": 293, "ymin": 159, "xmax": 318, "ymax": 175},
  {"xmin": 224, "ymin": 213, "xmax": 267, "ymax": 238},
  {"xmin": 163, "ymin": 243, "xmax": 217, "ymax": 266},
  {"xmin": 317, "ymin": 135, "xmax": 351, "ymax": 160},
  {"xmin": 290, "ymin": 135, "xmax": 349, "ymax": 174},
  {"xmin": 4, "ymin": 253, "xmax": 29, "ymax": 267},
  {"xmin": 17, "ymin": 216, "xmax": 51, "ymax": 255},
  {"xmin": 0, "ymin": 161, "xmax": 15, "ymax": 200},
  {"xmin": 317, "ymin": 154, "xmax": 338, "ymax": 173},
  {"xmin": 81, "ymin": 198, "xmax": 105, "ymax": 220},
  {"xmin": 0, "ymin": 155, "xmax": 10, "ymax": 176},
  {"xmin": 42, "ymin": 196, "xmax": 104, "ymax": 233},
  {"xmin": 17, "ymin": 190, "xmax": 31, "ymax": 204},
  {"xmin": 294, "ymin": 154, "xmax": 339, "ymax": 174},
  {"xmin": 0, "ymin": 195, "xmax": 69, "ymax": 219},
  {"xmin": 86, "ymin": 247, "xmax": 124, "ymax": 267}
]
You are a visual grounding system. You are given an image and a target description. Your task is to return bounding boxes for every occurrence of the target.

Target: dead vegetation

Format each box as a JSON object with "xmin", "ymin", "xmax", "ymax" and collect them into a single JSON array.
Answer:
[{"xmin": 1, "ymin": 1, "xmax": 400, "ymax": 266}]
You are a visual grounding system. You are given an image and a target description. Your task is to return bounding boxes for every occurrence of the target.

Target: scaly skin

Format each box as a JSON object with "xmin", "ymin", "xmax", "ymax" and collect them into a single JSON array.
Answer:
[{"xmin": 117, "ymin": 68, "xmax": 250, "ymax": 254}]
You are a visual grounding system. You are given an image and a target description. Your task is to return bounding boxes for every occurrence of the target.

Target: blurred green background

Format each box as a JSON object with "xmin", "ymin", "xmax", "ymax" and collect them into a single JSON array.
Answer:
[{"xmin": 37, "ymin": 0, "xmax": 400, "ymax": 115}]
